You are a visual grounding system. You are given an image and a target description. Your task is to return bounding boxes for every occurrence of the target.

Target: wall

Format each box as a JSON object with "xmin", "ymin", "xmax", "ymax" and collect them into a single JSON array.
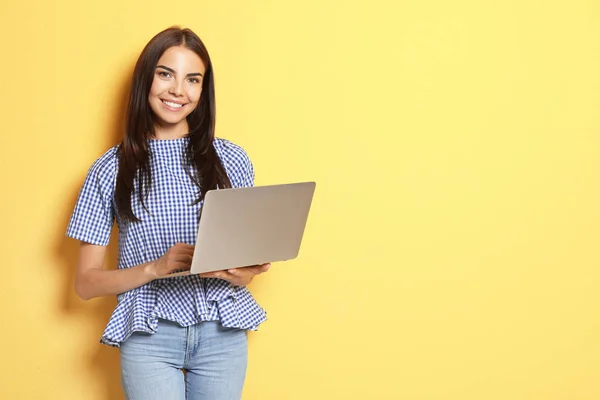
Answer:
[{"xmin": 1, "ymin": 1, "xmax": 599, "ymax": 399}]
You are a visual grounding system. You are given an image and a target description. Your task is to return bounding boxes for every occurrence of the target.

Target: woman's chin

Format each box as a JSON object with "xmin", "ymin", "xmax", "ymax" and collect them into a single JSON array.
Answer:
[{"xmin": 155, "ymin": 116, "xmax": 187, "ymax": 127}]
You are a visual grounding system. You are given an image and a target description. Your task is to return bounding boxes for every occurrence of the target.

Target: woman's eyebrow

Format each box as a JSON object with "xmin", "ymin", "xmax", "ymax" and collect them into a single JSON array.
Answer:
[
  {"xmin": 157, "ymin": 65, "xmax": 176, "ymax": 74},
  {"xmin": 156, "ymin": 65, "xmax": 203, "ymax": 77}
]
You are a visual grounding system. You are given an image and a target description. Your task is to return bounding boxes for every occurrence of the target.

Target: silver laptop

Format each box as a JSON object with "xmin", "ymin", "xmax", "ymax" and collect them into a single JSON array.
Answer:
[{"xmin": 161, "ymin": 181, "xmax": 316, "ymax": 278}]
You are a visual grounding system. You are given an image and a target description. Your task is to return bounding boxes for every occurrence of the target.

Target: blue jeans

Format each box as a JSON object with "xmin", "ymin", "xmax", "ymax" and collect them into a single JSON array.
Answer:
[{"xmin": 119, "ymin": 319, "xmax": 248, "ymax": 400}]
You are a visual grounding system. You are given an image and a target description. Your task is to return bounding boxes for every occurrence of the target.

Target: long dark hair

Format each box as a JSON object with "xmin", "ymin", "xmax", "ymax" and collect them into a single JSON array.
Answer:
[{"xmin": 115, "ymin": 27, "xmax": 231, "ymax": 222}]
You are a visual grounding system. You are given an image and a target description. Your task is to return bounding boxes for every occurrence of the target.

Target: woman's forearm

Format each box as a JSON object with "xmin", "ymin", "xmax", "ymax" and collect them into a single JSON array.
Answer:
[{"xmin": 75, "ymin": 261, "xmax": 158, "ymax": 300}]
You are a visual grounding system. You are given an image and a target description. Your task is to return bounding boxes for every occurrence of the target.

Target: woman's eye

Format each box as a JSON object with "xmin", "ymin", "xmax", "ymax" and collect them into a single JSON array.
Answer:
[
  {"xmin": 188, "ymin": 78, "xmax": 200, "ymax": 84},
  {"xmin": 158, "ymin": 71, "xmax": 171, "ymax": 78}
]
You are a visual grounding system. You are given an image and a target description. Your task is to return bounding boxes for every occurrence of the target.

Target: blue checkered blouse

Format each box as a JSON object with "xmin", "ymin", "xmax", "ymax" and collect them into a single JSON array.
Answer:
[{"xmin": 66, "ymin": 137, "xmax": 267, "ymax": 347}]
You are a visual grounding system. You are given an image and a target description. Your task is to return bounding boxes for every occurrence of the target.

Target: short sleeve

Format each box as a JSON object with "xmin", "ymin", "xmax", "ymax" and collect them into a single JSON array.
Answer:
[
  {"xmin": 214, "ymin": 138, "xmax": 255, "ymax": 188},
  {"xmin": 242, "ymin": 155, "xmax": 255, "ymax": 187},
  {"xmin": 66, "ymin": 147, "xmax": 118, "ymax": 246}
]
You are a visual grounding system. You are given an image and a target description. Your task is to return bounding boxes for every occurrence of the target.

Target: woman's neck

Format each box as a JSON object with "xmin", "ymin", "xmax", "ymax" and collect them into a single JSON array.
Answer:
[{"xmin": 153, "ymin": 120, "xmax": 189, "ymax": 140}]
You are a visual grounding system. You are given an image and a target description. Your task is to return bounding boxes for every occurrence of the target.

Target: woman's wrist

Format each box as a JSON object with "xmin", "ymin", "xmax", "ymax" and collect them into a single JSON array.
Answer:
[{"xmin": 144, "ymin": 260, "xmax": 159, "ymax": 280}]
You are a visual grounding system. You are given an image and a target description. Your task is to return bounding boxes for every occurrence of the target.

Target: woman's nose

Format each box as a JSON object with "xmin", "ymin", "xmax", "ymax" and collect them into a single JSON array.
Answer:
[{"xmin": 169, "ymin": 80, "xmax": 184, "ymax": 96}]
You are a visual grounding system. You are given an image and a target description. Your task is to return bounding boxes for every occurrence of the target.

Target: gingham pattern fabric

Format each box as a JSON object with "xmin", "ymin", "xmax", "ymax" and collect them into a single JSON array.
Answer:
[{"xmin": 66, "ymin": 137, "xmax": 267, "ymax": 347}]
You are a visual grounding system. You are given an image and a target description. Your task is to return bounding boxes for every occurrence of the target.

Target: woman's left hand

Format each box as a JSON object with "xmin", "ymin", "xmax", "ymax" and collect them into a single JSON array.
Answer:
[{"xmin": 200, "ymin": 263, "xmax": 271, "ymax": 286}]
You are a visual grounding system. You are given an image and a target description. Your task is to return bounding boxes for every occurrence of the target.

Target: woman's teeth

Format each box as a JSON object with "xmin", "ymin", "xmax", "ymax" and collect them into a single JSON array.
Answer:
[{"xmin": 162, "ymin": 100, "xmax": 183, "ymax": 108}]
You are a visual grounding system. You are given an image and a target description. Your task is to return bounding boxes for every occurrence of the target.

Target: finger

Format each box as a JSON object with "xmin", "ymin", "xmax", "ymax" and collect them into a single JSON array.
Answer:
[
  {"xmin": 173, "ymin": 262, "xmax": 192, "ymax": 271},
  {"xmin": 177, "ymin": 247, "xmax": 195, "ymax": 257},
  {"xmin": 217, "ymin": 271, "xmax": 235, "ymax": 279},
  {"xmin": 244, "ymin": 263, "xmax": 270, "ymax": 270},
  {"xmin": 201, "ymin": 271, "xmax": 234, "ymax": 280},
  {"xmin": 246, "ymin": 267, "xmax": 262, "ymax": 275},
  {"xmin": 259, "ymin": 263, "xmax": 271, "ymax": 272},
  {"xmin": 229, "ymin": 266, "xmax": 263, "ymax": 276},
  {"xmin": 174, "ymin": 254, "xmax": 193, "ymax": 263},
  {"xmin": 199, "ymin": 271, "xmax": 225, "ymax": 279},
  {"xmin": 174, "ymin": 243, "xmax": 195, "ymax": 253},
  {"xmin": 235, "ymin": 266, "xmax": 256, "ymax": 274},
  {"xmin": 245, "ymin": 263, "xmax": 270, "ymax": 275}
]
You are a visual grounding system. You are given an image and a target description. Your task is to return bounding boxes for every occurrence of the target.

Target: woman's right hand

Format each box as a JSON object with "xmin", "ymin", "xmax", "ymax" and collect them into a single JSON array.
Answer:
[{"xmin": 146, "ymin": 243, "xmax": 195, "ymax": 279}]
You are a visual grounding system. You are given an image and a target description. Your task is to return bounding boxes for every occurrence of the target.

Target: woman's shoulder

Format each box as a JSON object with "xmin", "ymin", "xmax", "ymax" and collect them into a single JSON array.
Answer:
[
  {"xmin": 213, "ymin": 137, "xmax": 254, "ymax": 186},
  {"xmin": 86, "ymin": 145, "xmax": 119, "ymax": 181},
  {"xmin": 213, "ymin": 137, "xmax": 251, "ymax": 162},
  {"xmin": 213, "ymin": 137, "xmax": 253, "ymax": 171}
]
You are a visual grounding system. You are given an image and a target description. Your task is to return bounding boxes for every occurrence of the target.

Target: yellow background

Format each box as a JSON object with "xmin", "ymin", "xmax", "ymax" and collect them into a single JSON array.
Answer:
[{"xmin": 1, "ymin": 1, "xmax": 600, "ymax": 399}]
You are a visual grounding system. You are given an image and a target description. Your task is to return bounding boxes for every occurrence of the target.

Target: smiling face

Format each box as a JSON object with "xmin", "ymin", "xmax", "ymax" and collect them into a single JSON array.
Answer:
[{"xmin": 148, "ymin": 45, "xmax": 206, "ymax": 138}]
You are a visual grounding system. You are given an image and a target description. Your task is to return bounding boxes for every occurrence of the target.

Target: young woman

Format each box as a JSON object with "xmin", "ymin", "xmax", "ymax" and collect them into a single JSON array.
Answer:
[{"xmin": 66, "ymin": 26, "xmax": 269, "ymax": 400}]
